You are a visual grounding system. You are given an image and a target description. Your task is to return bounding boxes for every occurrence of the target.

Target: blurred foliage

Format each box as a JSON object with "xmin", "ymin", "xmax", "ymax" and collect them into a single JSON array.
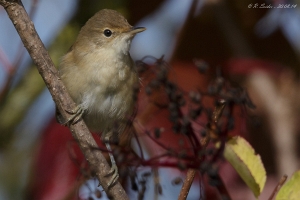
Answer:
[
  {"xmin": 0, "ymin": 23, "xmax": 78, "ymax": 149},
  {"xmin": 73, "ymin": 0, "xmax": 129, "ymax": 26},
  {"xmin": 0, "ymin": 147, "xmax": 32, "ymax": 200},
  {"xmin": 0, "ymin": 1, "xmax": 130, "ymax": 199},
  {"xmin": 0, "ymin": 0, "xmax": 130, "ymax": 149},
  {"xmin": 0, "ymin": 66, "xmax": 44, "ymax": 148},
  {"xmin": 1, "ymin": 0, "xmax": 300, "ymax": 199}
]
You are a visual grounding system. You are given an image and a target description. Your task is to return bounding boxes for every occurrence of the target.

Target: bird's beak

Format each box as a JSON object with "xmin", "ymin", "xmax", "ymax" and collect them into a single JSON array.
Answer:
[{"xmin": 129, "ymin": 27, "xmax": 146, "ymax": 35}]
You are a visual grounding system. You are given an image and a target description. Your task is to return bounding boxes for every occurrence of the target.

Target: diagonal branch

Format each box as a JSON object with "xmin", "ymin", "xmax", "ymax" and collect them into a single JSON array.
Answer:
[
  {"xmin": 268, "ymin": 174, "xmax": 288, "ymax": 200},
  {"xmin": 178, "ymin": 99, "xmax": 227, "ymax": 200},
  {"xmin": 0, "ymin": 0, "xmax": 128, "ymax": 199}
]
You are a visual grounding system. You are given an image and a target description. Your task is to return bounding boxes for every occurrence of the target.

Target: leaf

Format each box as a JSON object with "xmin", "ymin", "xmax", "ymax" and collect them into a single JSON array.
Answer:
[
  {"xmin": 276, "ymin": 170, "xmax": 300, "ymax": 200},
  {"xmin": 223, "ymin": 136, "xmax": 266, "ymax": 197}
]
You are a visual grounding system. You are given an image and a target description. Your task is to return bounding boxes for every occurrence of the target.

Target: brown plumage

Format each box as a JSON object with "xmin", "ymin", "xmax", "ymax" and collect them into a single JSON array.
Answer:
[{"xmin": 58, "ymin": 9, "xmax": 145, "ymax": 186}]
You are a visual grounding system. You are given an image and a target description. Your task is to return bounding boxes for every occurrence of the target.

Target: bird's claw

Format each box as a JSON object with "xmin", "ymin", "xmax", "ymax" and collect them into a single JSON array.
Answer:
[
  {"xmin": 104, "ymin": 140, "xmax": 120, "ymax": 188},
  {"xmin": 105, "ymin": 163, "xmax": 119, "ymax": 188},
  {"xmin": 62, "ymin": 105, "xmax": 84, "ymax": 126}
]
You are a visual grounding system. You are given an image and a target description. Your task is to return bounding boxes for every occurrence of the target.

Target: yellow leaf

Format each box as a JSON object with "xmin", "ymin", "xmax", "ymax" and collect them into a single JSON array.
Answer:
[
  {"xmin": 276, "ymin": 170, "xmax": 300, "ymax": 200},
  {"xmin": 224, "ymin": 136, "xmax": 266, "ymax": 197}
]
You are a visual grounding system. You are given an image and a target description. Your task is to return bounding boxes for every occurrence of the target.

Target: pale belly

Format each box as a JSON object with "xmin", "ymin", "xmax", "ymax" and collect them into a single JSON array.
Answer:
[
  {"xmin": 80, "ymin": 82, "xmax": 136, "ymax": 136},
  {"xmin": 60, "ymin": 51, "xmax": 138, "ymax": 137}
]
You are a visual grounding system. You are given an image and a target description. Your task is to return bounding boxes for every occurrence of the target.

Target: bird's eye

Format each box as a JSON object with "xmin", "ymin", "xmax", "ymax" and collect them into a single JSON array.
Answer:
[{"xmin": 103, "ymin": 29, "xmax": 112, "ymax": 37}]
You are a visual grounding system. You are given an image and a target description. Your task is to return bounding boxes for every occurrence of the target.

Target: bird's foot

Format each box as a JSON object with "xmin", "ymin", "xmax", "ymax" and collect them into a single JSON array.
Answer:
[
  {"xmin": 105, "ymin": 163, "xmax": 119, "ymax": 188},
  {"xmin": 62, "ymin": 105, "xmax": 84, "ymax": 126},
  {"xmin": 104, "ymin": 140, "xmax": 120, "ymax": 188}
]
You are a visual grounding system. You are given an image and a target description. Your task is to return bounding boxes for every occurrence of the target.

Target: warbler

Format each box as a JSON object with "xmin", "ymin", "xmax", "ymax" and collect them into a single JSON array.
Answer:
[{"xmin": 57, "ymin": 9, "xmax": 146, "ymax": 186}]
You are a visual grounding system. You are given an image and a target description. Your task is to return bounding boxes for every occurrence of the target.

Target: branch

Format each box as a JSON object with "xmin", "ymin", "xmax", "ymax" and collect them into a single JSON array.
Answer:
[
  {"xmin": 0, "ymin": 0, "xmax": 128, "ymax": 199},
  {"xmin": 178, "ymin": 99, "xmax": 227, "ymax": 200},
  {"xmin": 268, "ymin": 174, "xmax": 288, "ymax": 200},
  {"xmin": 178, "ymin": 169, "xmax": 196, "ymax": 200}
]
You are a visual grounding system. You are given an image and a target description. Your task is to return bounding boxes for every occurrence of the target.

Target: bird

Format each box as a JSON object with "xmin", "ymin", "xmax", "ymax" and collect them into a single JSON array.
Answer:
[{"xmin": 57, "ymin": 9, "xmax": 146, "ymax": 187}]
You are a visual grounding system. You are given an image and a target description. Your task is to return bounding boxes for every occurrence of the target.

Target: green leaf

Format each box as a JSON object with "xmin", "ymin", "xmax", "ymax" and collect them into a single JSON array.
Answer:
[
  {"xmin": 276, "ymin": 170, "xmax": 300, "ymax": 200},
  {"xmin": 224, "ymin": 136, "xmax": 266, "ymax": 197}
]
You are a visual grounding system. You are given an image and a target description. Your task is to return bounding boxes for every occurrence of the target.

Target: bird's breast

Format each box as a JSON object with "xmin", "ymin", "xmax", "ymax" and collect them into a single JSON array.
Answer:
[
  {"xmin": 60, "ymin": 48, "xmax": 138, "ymax": 133},
  {"xmin": 81, "ymin": 60, "xmax": 138, "ymax": 132}
]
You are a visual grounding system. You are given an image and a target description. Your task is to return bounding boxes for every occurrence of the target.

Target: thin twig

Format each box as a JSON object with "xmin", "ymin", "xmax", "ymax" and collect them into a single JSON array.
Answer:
[
  {"xmin": 201, "ymin": 99, "xmax": 226, "ymax": 147},
  {"xmin": 0, "ymin": 47, "xmax": 13, "ymax": 72},
  {"xmin": 178, "ymin": 99, "xmax": 226, "ymax": 200},
  {"xmin": 213, "ymin": 171, "xmax": 232, "ymax": 200},
  {"xmin": 132, "ymin": 125, "xmax": 145, "ymax": 160},
  {"xmin": 0, "ymin": 1, "xmax": 128, "ymax": 199},
  {"xmin": 178, "ymin": 169, "xmax": 196, "ymax": 200},
  {"xmin": 153, "ymin": 168, "xmax": 162, "ymax": 197},
  {"xmin": 268, "ymin": 174, "xmax": 288, "ymax": 200},
  {"xmin": 0, "ymin": 0, "xmax": 39, "ymax": 104}
]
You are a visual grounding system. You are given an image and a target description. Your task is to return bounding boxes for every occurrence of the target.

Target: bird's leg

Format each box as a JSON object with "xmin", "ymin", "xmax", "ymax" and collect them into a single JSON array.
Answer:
[
  {"xmin": 60, "ymin": 105, "xmax": 84, "ymax": 126},
  {"xmin": 104, "ymin": 135, "xmax": 119, "ymax": 188}
]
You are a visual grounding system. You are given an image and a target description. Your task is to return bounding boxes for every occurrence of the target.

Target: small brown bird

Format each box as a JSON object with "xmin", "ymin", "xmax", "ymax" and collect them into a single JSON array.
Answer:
[{"xmin": 58, "ymin": 9, "xmax": 146, "ymax": 186}]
